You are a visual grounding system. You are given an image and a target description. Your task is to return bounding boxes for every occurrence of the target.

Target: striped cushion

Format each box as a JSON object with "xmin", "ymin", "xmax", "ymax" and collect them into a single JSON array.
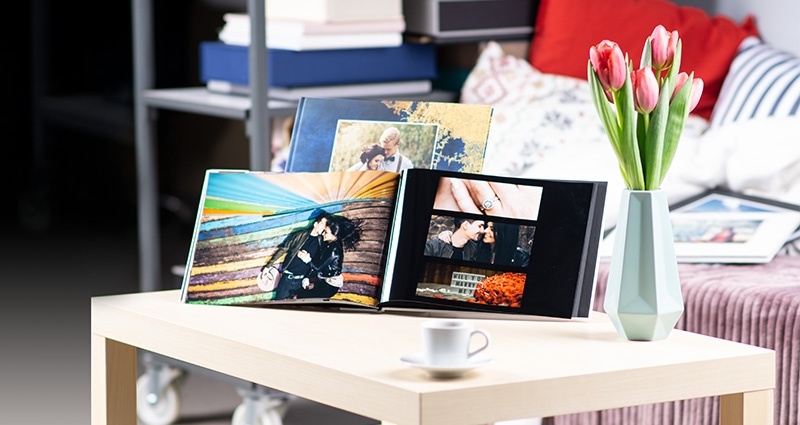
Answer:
[{"xmin": 710, "ymin": 37, "xmax": 800, "ymax": 128}]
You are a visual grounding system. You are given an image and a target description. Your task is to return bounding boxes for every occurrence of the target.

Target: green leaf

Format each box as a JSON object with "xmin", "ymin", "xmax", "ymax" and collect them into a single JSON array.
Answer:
[
  {"xmin": 588, "ymin": 61, "xmax": 633, "ymax": 188},
  {"xmin": 640, "ymin": 38, "xmax": 653, "ymax": 69},
  {"xmin": 615, "ymin": 69, "xmax": 645, "ymax": 190},
  {"xmin": 643, "ymin": 86, "xmax": 671, "ymax": 189},
  {"xmin": 637, "ymin": 112, "xmax": 647, "ymax": 167},
  {"xmin": 663, "ymin": 40, "xmax": 683, "ymax": 94},
  {"xmin": 660, "ymin": 72, "xmax": 693, "ymax": 184}
]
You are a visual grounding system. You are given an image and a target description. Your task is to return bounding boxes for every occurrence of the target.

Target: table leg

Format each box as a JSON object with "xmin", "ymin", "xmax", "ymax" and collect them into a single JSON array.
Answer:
[
  {"xmin": 91, "ymin": 334, "xmax": 137, "ymax": 425},
  {"xmin": 720, "ymin": 390, "xmax": 774, "ymax": 425}
]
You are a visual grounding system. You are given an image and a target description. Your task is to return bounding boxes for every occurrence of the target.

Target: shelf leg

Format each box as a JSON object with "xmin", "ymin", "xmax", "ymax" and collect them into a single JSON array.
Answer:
[{"xmin": 132, "ymin": 0, "xmax": 161, "ymax": 292}]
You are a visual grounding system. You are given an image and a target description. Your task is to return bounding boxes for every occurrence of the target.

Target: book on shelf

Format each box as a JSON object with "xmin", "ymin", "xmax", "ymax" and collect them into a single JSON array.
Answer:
[
  {"xmin": 599, "ymin": 189, "xmax": 800, "ymax": 264},
  {"xmin": 222, "ymin": 13, "xmax": 406, "ymax": 36},
  {"xmin": 179, "ymin": 169, "xmax": 607, "ymax": 320},
  {"xmin": 266, "ymin": 0, "xmax": 403, "ymax": 23},
  {"xmin": 219, "ymin": 13, "xmax": 405, "ymax": 50},
  {"xmin": 220, "ymin": 29, "xmax": 403, "ymax": 51},
  {"xmin": 198, "ymin": 41, "xmax": 437, "ymax": 87},
  {"xmin": 206, "ymin": 79, "xmax": 432, "ymax": 100},
  {"xmin": 285, "ymin": 97, "xmax": 492, "ymax": 174}
]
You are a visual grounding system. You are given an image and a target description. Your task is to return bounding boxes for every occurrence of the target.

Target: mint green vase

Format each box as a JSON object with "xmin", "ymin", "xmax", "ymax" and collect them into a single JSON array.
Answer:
[{"xmin": 604, "ymin": 190, "xmax": 684, "ymax": 341}]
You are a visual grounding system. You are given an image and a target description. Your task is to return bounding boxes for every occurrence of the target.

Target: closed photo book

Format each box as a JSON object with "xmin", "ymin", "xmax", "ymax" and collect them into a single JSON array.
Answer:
[
  {"xmin": 198, "ymin": 42, "xmax": 437, "ymax": 87},
  {"xmin": 285, "ymin": 97, "xmax": 494, "ymax": 174},
  {"xmin": 206, "ymin": 79, "xmax": 432, "ymax": 100},
  {"xmin": 179, "ymin": 168, "xmax": 607, "ymax": 319}
]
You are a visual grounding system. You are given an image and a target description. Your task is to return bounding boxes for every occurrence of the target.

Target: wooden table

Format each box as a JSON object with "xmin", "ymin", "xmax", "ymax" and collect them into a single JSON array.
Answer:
[{"xmin": 91, "ymin": 290, "xmax": 775, "ymax": 425}]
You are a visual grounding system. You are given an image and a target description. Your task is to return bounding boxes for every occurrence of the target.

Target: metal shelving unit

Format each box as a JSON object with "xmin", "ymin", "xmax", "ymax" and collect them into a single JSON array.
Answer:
[
  {"xmin": 131, "ymin": 4, "xmax": 460, "ymax": 422},
  {"xmin": 132, "ymin": 0, "xmax": 455, "ymax": 294},
  {"xmin": 132, "ymin": 4, "xmax": 290, "ymax": 422},
  {"xmin": 132, "ymin": 0, "xmax": 283, "ymax": 293}
]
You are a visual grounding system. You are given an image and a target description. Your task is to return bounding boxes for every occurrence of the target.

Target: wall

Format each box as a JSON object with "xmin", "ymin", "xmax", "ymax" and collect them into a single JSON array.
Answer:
[
  {"xmin": 714, "ymin": 0, "xmax": 800, "ymax": 57},
  {"xmin": 678, "ymin": 0, "xmax": 800, "ymax": 56}
]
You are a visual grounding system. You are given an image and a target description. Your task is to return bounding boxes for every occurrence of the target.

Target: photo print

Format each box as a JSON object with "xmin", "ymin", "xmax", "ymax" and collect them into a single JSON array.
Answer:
[
  {"xmin": 415, "ymin": 262, "xmax": 527, "ymax": 308},
  {"xmin": 424, "ymin": 215, "xmax": 534, "ymax": 266},
  {"xmin": 433, "ymin": 176, "xmax": 543, "ymax": 220},
  {"xmin": 671, "ymin": 218, "xmax": 761, "ymax": 244},
  {"xmin": 674, "ymin": 193, "xmax": 778, "ymax": 214},
  {"xmin": 418, "ymin": 213, "xmax": 535, "ymax": 309},
  {"xmin": 328, "ymin": 119, "xmax": 439, "ymax": 173}
]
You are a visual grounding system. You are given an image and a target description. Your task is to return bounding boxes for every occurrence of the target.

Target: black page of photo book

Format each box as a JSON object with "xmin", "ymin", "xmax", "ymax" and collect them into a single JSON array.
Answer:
[{"xmin": 380, "ymin": 169, "xmax": 607, "ymax": 319}]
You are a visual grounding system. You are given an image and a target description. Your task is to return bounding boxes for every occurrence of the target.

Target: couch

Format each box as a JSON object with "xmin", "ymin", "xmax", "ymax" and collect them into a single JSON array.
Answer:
[{"xmin": 459, "ymin": 0, "xmax": 800, "ymax": 424}]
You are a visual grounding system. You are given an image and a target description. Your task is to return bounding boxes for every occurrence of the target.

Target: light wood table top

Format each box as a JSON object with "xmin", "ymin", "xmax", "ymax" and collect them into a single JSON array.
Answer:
[{"xmin": 92, "ymin": 290, "xmax": 775, "ymax": 425}]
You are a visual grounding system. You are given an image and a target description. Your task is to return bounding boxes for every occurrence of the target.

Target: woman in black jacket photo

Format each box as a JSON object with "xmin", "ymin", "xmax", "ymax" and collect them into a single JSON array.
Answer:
[{"xmin": 298, "ymin": 215, "xmax": 363, "ymax": 299}]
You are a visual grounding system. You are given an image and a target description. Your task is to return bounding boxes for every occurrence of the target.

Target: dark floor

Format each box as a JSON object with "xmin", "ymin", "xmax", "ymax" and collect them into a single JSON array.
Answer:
[
  {"xmin": 3, "ymin": 172, "xmax": 378, "ymax": 424},
  {"xmin": 3, "ymin": 209, "xmax": 142, "ymax": 424}
]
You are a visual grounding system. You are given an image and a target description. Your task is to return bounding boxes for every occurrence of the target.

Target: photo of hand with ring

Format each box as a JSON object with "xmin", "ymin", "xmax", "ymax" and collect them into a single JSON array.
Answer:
[{"xmin": 433, "ymin": 177, "xmax": 543, "ymax": 220}]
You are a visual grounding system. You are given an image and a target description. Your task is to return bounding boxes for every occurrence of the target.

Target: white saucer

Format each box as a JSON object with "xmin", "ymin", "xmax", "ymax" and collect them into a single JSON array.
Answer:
[{"xmin": 400, "ymin": 354, "xmax": 492, "ymax": 378}]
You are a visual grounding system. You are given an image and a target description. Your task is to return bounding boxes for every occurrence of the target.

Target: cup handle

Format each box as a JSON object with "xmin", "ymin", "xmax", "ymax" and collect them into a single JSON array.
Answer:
[{"xmin": 468, "ymin": 330, "xmax": 490, "ymax": 358}]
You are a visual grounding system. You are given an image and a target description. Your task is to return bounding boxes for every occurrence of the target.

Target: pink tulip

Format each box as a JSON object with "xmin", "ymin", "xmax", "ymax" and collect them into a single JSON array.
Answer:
[
  {"xmin": 673, "ymin": 73, "xmax": 704, "ymax": 112},
  {"xmin": 650, "ymin": 25, "xmax": 679, "ymax": 70},
  {"xmin": 688, "ymin": 78, "xmax": 704, "ymax": 112},
  {"xmin": 632, "ymin": 67, "xmax": 659, "ymax": 113},
  {"xmin": 673, "ymin": 72, "xmax": 689, "ymax": 95},
  {"xmin": 590, "ymin": 40, "xmax": 627, "ymax": 92}
]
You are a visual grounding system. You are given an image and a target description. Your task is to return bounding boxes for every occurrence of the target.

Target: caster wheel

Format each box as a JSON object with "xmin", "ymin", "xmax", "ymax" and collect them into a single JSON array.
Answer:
[
  {"xmin": 136, "ymin": 373, "xmax": 180, "ymax": 425},
  {"xmin": 232, "ymin": 400, "xmax": 283, "ymax": 425},
  {"xmin": 273, "ymin": 399, "xmax": 290, "ymax": 419}
]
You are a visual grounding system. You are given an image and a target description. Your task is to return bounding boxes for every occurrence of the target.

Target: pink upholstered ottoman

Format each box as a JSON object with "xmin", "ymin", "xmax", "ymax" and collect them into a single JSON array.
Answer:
[{"xmin": 547, "ymin": 255, "xmax": 800, "ymax": 425}]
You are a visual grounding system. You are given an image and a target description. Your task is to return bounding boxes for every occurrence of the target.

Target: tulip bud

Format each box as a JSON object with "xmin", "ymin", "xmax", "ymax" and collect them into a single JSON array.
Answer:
[
  {"xmin": 673, "ymin": 72, "xmax": 689, "ymax": 99},
  {"xmin": 632, "ymin": 67, "xmax": 659, "ymax": 113},
  {"xmin": 672, "ymin": 73, "xmax": 704, "ymax": 113},
  {"xmin": 590, "ymin": 40, "xmax": 627, "ymax": 92},
  {"xmin": 689, "ymin": 78, "xmax": 704, "ymax": 112},
  {"xmin": 650, "ymin": 25, "xmax": 679, "ymax": 70}
]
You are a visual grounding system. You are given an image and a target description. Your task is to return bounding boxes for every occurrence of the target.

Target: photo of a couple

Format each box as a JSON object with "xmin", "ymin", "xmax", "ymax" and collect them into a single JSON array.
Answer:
[
  {"xmin": 329, "ymin": 120, "xmax": 439, "ymax": 173},
  {"xmin": 257, "ymin": 211, "xmax": 364, "ymax": 300},
  {"xmin": 424, "ymin": 215, "xmax": 534, "ymax": 268},
  {"xmin": 182, "ymin": 170, "xmax": 398, "ymax": 306}
]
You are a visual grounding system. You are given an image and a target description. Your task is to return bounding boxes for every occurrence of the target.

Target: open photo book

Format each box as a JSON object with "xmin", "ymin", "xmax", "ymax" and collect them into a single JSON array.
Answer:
[{"xmin": 180, "ymin": 169, "xmax": 607, "ymax": 319}]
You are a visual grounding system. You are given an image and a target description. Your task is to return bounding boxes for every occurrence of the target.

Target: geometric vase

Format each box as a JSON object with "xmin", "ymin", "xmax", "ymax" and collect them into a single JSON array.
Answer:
[{"xmin": 603, "ymin": 189, "xmax": 684, "ymax": 341}]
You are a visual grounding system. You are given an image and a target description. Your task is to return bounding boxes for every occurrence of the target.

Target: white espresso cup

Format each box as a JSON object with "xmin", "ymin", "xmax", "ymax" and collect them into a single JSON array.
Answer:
[{"xmin": 421, "ymin": 319, "xmax": 490, "ymax": 366}]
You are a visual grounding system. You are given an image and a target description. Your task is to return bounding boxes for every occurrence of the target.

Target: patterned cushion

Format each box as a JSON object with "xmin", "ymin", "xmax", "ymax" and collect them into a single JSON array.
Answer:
[
  {"xmin": 460, "ymin": 41, "xmax": 604, "ymax": 177},
  {"xmin": 710, "ymin": 36, "xmax": 800, "ymax": 128},
  {"xmin": 461, "ymin": 41, "xmax": 711, "ymax": 231},
  {"xmin": 460, "ymin": 41, "xmax": 709, "ymax": 177}
]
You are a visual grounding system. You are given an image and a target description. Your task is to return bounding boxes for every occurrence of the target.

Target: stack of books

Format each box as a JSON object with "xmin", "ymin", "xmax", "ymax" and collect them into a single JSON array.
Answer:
[{"xmin": 201, "ymin": 0, "xmax": 438, "ymax": 101}]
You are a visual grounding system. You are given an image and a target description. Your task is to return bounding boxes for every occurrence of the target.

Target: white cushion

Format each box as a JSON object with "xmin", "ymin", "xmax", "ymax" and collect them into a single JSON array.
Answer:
[
  {"xmin": 462, "ymin": 41, "xmax": 709, "ymax": 230},
  {"xmin": 710, "ymin": 36, "xmax": 800, "ymax": 128}
]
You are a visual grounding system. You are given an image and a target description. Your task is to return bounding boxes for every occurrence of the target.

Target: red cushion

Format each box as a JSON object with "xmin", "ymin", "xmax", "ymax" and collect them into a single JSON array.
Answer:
[{"xmin": 529, "ymin": 0, "xmax": 758, "ymax": 120}]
